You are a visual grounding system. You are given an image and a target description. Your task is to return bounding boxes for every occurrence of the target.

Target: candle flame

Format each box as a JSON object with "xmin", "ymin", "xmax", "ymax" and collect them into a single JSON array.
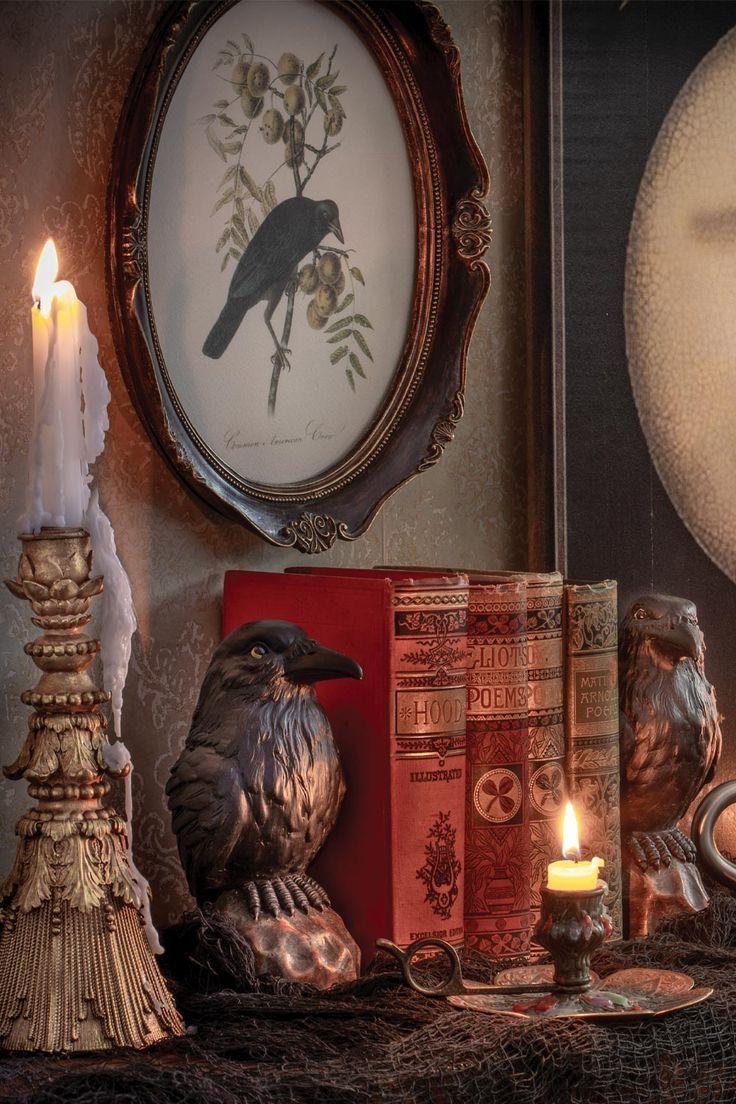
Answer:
[
  {"xmin": 32, "ymin": 239, "xmax": 59, "ymax": 317},
  {"xmin": 562, "ymin": 801, "xmax": 582, "ymax": 861}
]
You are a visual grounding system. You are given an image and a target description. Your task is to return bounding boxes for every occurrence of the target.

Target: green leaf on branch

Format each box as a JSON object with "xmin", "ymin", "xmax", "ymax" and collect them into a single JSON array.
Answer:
[
  {"xmin": 262, "ymin": 180, "xmax": 277, "ymax": 212},
  {"xmin": 353, "ymin": 313, "xmax": 373, "ymax": 329},
  {"xmin": 352, "ymin": 330, "xmax": 373, "ymax": 361},
  {"xmin": 207, "ymin": 127, "xmax": 227, "ymax": 161},
  {"xmin": 220, "ymin": 165, "xmax": 237, "ymax": 188},
  {"xmin": 350, "ymin": 266, "xmax": 365, "ymax": 285},
  {"xmin": 346, "ymin": 368, "xmax": 355, "ymax": 391},
  {"xmin": 306, "ymin": 53, "xmax": 324, "ymax": 80},
  {"xmin": 226, "ymin": 39, "xmax": 240, "ymax": 52},
  {"xmin": 316, "ymin": 71, "xmax": 340, "ymax": 90},
  {"xmin": 215, "ymin": 227, "xmax": 231, "ymax": 253},
  {"xmin": 218, "ymin": 113, "xmax": 237, "ymax": 127},
  {"xmin": 247, "ymin": 209, "xmax": 260, "ymax": 236},
  {"xmin": 314, "ymin": 87, "xmax": 328, "ymax": 113},
  {"xmin": 233, "ymin": 213, "xmax": 249, "ymax": 237},
  {"xmin": 239, "ymin": 166, "xmax": 263, "ymax": 201},
  {"xmin": 231, "ymin": 222, "xmax": 249, "ymax": 249},
  {"xmin": 325, "ymin": 315, "xmax": 353, "ymax": 333},
  {"xmin": 221, "ymin": 252, "xmax": 231, "ymax": 271},
  {"xmin": 330, "ymin": 85, "xmax": 347, "ymax": 96},
  {"xmin": 349, "ymin": 352, "xmax": 366, "ymax": 378},
  {"xmin": 327, "ymin": 329, "xmax": 353, "ymax": 343},
  {"xmin": 330, "ymin": 345, "xmax": 349, "ymax": 365},
  {"xmin": 335, "ymin": 293, "xmax": 354, "ymax": 313},
  {"xmin": 215, "ymin": 99, "xmax": 230, "ymax": 110},
  {"xmin": 212, "ymin": 188, "xmax": 235, "ymax": 213},
  {"xmin": 223, "ymin": 141, "xmax": 242, "ymax": 154},
  {"xmin": 200, "ymin": 113, "xmax": 217, "ymax": 124}
]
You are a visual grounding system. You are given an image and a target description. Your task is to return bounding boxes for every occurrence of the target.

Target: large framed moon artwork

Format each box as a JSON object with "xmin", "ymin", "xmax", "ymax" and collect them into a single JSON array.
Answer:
[
  {"xmin": 108, "ymin": 0, "xmax": 490, "ymax": 552},
  {"xmin": 626, "ymin": 26, "xmax": 736, "ymax": 585}
]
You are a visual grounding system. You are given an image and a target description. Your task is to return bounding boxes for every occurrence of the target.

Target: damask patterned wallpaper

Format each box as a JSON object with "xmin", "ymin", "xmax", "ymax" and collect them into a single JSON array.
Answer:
[{"xmin": 0, "ymin": 0, "xmax": 527, "ymax": 925}]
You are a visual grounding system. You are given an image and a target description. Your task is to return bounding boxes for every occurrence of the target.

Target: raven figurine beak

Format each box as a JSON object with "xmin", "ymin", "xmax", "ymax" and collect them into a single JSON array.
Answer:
[
  {"xmin": 658, "ymin": 618, "xmax": 703, "ymax": 661},
  {"xmin": 285, "ymin": 644, "xmax": 362, "ymax": 684},
  {"xmin": 328, "ymin": 216, "xmax": 344, "ymax": 244}
]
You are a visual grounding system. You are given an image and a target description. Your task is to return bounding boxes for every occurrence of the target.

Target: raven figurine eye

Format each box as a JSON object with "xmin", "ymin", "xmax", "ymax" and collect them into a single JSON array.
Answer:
[
  {"xmin": 249, "ymin": 644, "xmax": 268, "ymax": 659},
  {"xmin": 633, "ymin": 607, "xmax": 649, "ymax": 620}
]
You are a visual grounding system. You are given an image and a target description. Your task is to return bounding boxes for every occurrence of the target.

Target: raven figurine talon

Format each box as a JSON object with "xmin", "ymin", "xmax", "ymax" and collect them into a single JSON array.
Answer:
[
  {"xmin": 167, "ymin": 620, "xmax": 362, "ymax": 987},
  {"xmin": 620, "ymin": 595, "xmax": 721, "ymax": 936}
]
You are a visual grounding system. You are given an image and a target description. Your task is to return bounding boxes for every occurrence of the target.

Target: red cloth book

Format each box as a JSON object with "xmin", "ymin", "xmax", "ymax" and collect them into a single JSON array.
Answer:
[
  {"xmin": 464, "ymin": 578, "xmax": 532, "ymax": 957},
  {"xmin": 563, "ymin": 579, "xmax": 622, "ymax": 936},
  {"xmin": 223, "ymin": 568, "xmax": 469, "ymax": 967}
]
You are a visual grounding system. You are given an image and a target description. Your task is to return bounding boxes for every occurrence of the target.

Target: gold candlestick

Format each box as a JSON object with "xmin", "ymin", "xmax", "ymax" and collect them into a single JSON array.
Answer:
[{"xmin": 0, "ymin": 527, "xmax": 184, "ymax": 1052}]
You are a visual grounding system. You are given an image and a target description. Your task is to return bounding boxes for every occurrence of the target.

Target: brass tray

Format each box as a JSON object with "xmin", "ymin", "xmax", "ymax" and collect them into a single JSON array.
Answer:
[{"xmin": 448, "ymin": 965, "xmax": 712, "ymax": 1023}]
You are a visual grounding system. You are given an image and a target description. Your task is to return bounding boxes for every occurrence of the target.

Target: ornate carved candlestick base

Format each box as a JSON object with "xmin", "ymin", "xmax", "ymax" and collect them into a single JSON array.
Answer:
[
  {"xmin": 0, "ymin": 527, "xmax": 184, "ymax": 1052},
  {"xmin": 533, "ymin": 884, "xmax": 612, "ymax": 992}
]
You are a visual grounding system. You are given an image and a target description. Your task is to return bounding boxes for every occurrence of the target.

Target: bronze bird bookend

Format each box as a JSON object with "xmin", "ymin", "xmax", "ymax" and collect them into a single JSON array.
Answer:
[
  {"xmin": 619, "ymin": 595, "xmax": 722, "ymax": 937},
  {"xmin": 167, "ymin": 620, "xmax": 362, "ymax": 987}
]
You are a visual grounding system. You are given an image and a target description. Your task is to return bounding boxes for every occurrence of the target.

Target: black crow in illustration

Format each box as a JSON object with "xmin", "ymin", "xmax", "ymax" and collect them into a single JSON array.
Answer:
[
  {"xmin": 619, "ymin": 594, "xmax": 722, "ymax": 872},
  {"xmin": 166, "ymin": 620, "xmax": 361, "ymax": 918},
  {"xmin": 202, "ymin": 196, "xmax": 343, "ymax": 363}
]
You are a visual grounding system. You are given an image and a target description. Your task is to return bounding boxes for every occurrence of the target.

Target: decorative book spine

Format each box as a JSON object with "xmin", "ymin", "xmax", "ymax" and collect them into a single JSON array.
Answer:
[
  {"xmin": 525, "ymin": 573, "xmax": 566, "ymax": 925},
  {"xmin": 464, "ymin": 581, "xmax": 532, "ymax": 957},
  {"xmin": 390, "ymin": 582, "xmax": 469, "ymax": 948},
  {"xmin": 564, "ymin": 580, "xmax": 622, "ymax": 936}
]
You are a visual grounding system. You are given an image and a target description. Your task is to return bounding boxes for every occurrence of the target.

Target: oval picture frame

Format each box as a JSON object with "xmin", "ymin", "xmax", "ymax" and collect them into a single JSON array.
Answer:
[{"xmin": 108, "ymin": 0, "xmax": 490, "ymax": 552}]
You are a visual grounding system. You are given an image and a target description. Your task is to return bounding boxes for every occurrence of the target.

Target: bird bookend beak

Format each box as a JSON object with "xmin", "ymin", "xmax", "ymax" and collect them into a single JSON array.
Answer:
[
  {"xmin": 662, "ymin": 618, "xmax": 703, "ymax": 662},
  {"xmin": 285, "ymin": 643, "xmax": 362, "ymax": 685},
  {"xmin": 328, "ymin": 217, "xmax": 344, "ymax": 244}
]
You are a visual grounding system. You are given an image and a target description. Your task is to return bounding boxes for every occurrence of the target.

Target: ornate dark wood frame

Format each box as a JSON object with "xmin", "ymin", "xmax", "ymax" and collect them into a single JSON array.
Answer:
[{"xmin": 107, "ymin": 0, "xmax": 490, "ymax": 553}]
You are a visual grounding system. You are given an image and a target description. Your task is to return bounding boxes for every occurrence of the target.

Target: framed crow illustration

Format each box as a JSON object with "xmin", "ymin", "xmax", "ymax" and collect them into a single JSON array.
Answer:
[{"xmin": 108, "ymin": 0, "xmax": 490, "ymax": 551}]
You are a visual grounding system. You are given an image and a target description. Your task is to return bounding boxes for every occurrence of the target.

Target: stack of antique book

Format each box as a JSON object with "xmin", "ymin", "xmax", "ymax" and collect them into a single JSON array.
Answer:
[{"xmin": 223, "ymin": 567, "xmax": 621, "ymax": 965}]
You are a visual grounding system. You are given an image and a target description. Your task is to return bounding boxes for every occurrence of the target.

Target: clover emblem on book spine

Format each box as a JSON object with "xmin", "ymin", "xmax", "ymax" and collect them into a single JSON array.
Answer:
[{"xmin": 201, "ymin": 34, "xmax": 375, "ymax": 413}]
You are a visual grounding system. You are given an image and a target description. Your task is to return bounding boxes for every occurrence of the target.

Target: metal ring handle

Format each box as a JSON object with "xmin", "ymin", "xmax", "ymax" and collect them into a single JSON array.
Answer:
[
  {"xmin": 692, "ymin": 780, "xmax": 736, "ymax": 891},
  {"xmin": 375, "ymin": 937, "xmax": 464, "ymax": 997}
]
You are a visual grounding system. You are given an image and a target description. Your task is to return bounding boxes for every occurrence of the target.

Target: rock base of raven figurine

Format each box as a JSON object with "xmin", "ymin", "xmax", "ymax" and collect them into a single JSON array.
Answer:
[
  {"xmin": 626, "ymin": 858, "xmax": 709, "ymax": 938},
  {"xmin": 215, "ymin": 886, "xmax": 359, "ymax": 988}
]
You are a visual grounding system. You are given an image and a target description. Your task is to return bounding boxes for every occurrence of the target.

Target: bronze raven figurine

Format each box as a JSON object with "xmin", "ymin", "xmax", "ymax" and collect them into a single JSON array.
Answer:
[
  {"xmin": 620, "ymin": 594, "xmax": 721, "ymax": 867},
  {"xmin": 166, "ymin": 620, "xmax": 361, "ymax": 924},
  {"xmin": 619, "ymin": 594, "xmax": 722, "ymax": 934}
]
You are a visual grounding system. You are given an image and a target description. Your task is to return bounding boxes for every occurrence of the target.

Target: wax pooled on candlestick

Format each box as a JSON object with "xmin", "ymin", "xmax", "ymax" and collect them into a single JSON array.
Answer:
[
  {"xmin": 86, "ymin": 491, "xmax": 135, "ymax": 741},
  {"xmin": 89, "ymin": 495, "xmax": 162, "ymax": 957}
]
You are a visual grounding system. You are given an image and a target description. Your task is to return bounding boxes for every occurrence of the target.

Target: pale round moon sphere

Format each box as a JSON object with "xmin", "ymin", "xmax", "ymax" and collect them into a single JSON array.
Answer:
[{"xmin": 625, "ymin": 27, "xmax": 736, "ymax": 582}]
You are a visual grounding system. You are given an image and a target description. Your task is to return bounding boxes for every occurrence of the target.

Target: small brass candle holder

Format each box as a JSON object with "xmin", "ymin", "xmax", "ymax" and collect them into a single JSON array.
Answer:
[
  {"xmin": 379, "ymin": 877, "xmax": 713, "ymax": 1021},
  {"xmin": 533, "ymin": 882, "xmax": 612, "ymax": 992}
]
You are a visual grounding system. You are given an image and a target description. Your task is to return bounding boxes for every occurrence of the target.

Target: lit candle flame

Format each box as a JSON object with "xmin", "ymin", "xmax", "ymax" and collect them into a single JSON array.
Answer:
[
  {"xmin": 32, "ymin": 239, "xmax": 59, "ymax": 317},
  {"xmin": 562, "ymin": 800, "xmax": 582, "ymax": 861}
]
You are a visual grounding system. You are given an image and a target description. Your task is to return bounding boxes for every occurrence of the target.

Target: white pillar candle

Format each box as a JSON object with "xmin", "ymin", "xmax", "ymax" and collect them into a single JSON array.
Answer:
[{"xmin": 23, "ymin": 240, "xmax": 86, "ymax": 531}]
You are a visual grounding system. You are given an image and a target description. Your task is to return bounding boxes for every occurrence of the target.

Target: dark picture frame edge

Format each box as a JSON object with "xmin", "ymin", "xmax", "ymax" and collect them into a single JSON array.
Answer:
[
  {"xmin": 107, "ymin": 0, "xmax": 491, "ymax": 553},
  {"xmin": 522, "ymin": 0, "xmax": 558, "ymax": 573}
]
